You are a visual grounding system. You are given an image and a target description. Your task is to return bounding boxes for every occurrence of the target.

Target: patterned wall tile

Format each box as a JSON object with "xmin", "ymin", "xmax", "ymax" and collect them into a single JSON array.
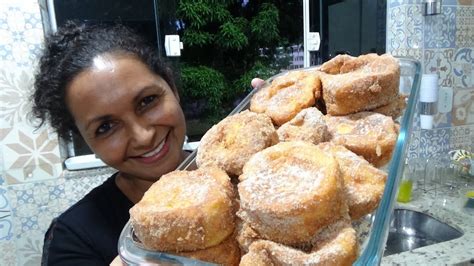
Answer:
[
  {"xmin": 450, "ymin": 124, "xmax": 474, "ymax": 150},
  {"xmin": 423, "ymin": 6, "xmax": 457, "ymax": 49},
  {"xmin": 0, "ymin": 187, "xmax": 13, "ymax": 241},
  {"xmin": 389, "ymin": 0, "xmax": 423, "ymax": 7},
  {"xmin": 14, "ymin": 229, "xmax": 42, "ymax": 266},
  {"xmin": 453, "ymin": 47, "xmax": 473, "ymax": 88},
  {"xmin": 433, "ymin": 107, "xmax": 453, "ymax": 128},
  {"xmin": 424, "ymin": 48, "xmax": 455, "ymax": 87},
  {"xmin": 387, "ymin": 4, "xmax": 423, "ymax": 51},
  {"xmin": 418, "ymin": 127, "xmax": 452, "ymax": 158},
  {"xmin": 0, "ymin": 240, "xmax": 16, "ymax": 266},
  {"xmin": 389, "ymin": 48, "xmax": 423, "ymax": 61},
  {"xmin": 456, "ymin": 6, "xmax": 473, "ymax": 47},
  {"xmin": 0, "ymin": 127, "xmax": 13, "ymax": 176},
  {"xmin": 0, "ymin": 0, "xmax": 43, "ymax": 68},
  {"xmin": 2, "ymin": 123, "xmax": 61, "ymax": 184},
  {"xmin": 452, "ymin": 86, "xmax": 474, "ymax": 126},
  {"xmin": 6, "ymin": 178, "xmax": 69, "ymax": 239},
  {"xmin": 0, "ymin": 64, "xmax": 35, "ymax": 126},
  {"xmin": 457, "ymin": 0, "xmax": 474, "ymax": 5},
  {"xmin": 387, "ymin": 4, "xmax": 407, "ymax": 50},
  {"xmin": 64, "ymin": 174, "xmax": 110, "ymax": 206}
]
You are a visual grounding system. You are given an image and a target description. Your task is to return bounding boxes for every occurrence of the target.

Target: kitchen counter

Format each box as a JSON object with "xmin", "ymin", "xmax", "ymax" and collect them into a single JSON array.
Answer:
[{"xmin": 381, "ymin": 176, "xmax": 474, "ymax": 265}]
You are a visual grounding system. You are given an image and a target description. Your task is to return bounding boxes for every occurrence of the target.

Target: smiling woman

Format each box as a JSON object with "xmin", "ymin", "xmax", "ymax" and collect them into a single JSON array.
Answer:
[{"xmin": 31, "ymin": 22, "xmax": 188, "ymax": 265}]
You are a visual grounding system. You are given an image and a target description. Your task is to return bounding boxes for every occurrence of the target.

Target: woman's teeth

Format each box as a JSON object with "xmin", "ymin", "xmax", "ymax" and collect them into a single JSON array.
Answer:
[{"xmin": 141, "ymin": 139, "xmax": 166, "ymax": 158}]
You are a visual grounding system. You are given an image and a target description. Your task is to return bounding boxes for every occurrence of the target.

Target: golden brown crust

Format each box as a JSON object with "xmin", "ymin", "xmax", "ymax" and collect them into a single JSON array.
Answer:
[
  {"xmin": 319, "ymin": 53, "xmax": 400, "ymax": 116},
  {"xmin": 325, "ymin": 111, "xmax": 398, "ymax": 167},
  {"xmin": 176, "ymin": 234, "xmax": 241, "ymax": 266},
  {"xmin": 239, "ymin": 217, "xmax": 358, "ymax": 266},
  {"xmin": 250, "ymin": 70, "xmax": 321, "ymax": 125},
  {"xmin": 370, "ymin": 94, "xmax": 407, "ymax": 119},
  {"xmin": 318, "ymin": 143, "xmax": 387, "ymax": 220},
  {"xmin": 196, "ymin": 110, "xmax": 278, "ymax": 176},
  {"xmin": 276, "ymin": 107, "xmax": 328, "ymax": 144},
  {"xmin": 129, "ymin": 167, "xmax": 236, "ymax": 252},
  {"xmin": 237, "ymin": 141, "xmax": 346, "ymax": 245}
]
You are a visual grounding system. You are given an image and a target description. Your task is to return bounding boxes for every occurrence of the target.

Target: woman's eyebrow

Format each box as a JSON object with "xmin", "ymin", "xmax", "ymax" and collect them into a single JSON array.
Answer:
[{"xmin": 133, "ymin": 84, "xmax": 164, "ymax": 103}]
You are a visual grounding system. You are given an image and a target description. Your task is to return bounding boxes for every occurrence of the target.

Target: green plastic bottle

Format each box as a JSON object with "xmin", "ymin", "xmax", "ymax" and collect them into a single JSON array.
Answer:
[{"xmin": 397, "ymin": 179, "xmax": 413, "ymax": 203}]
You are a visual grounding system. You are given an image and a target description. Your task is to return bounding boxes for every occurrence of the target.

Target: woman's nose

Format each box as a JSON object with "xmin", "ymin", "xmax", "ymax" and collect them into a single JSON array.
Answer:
[{"xmin": 129, "ymin": 122, "xmax": 154, "ymax": 147}]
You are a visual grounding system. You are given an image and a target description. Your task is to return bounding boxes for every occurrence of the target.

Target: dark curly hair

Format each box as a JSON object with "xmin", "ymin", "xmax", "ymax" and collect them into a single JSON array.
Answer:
[{"xmin": 31, "ymin": 21, "xmax": 176, "ymax": 139}]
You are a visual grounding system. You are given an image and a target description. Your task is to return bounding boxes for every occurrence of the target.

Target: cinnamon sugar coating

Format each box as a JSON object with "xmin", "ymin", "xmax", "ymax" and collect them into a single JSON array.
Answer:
[
  {"xmin": 250, "ymin": 70, "xmax": 322, "ymax": 125},
  {"xmin": 239, "ymin": 216, "xmax": 358, "ymax": 266},
  {"xmin": 196, "ymin": 110, "xmax": 278, "ymax": 176},
  {"xmin": 129, "ymin": 167, "xmax": 236, "ymax": 252},
  {"xmin": 318, "ymin": 143, "xmax": 387, "ymax": 220},
  {"xmin": 237, "ymin": 141, "xmax": 346, "ymax": 246},
  {"xmin": 277, "ymin": 107, "xmax": 328, "ymax": 144},
  {"xmin": 325, "ymin": 111, "xmax": 398, "ymax": 167},
  {"xmin": 175, "ymin": 234, "xmax": 241, "ymax": 266},
  {"xmin": 319, "ymin": 53, "xmax": 400, "ymax": 115}
]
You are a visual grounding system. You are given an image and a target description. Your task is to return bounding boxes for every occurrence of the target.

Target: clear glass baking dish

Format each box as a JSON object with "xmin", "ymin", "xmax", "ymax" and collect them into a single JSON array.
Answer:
[{"xmin": 118, "ymin": 57, "xmax": 422, "ymax": 265}]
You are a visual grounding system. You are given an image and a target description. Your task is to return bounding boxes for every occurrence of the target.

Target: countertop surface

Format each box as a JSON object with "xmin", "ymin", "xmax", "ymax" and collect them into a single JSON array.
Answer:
[{"xmin": 381, "ymin": 176, "xmax": 474, "ymax": 265}]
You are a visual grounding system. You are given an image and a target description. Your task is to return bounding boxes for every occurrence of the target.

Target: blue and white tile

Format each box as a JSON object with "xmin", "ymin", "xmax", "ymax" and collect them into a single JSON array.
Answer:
[
  {"xmin": 387, "ymin": 4, "xmax": 423, "ymax": 51},
  {"xmin": 423, "ymin": 6, "xmax": 457, "ymax": 49},
  {"xmin": 452, "ymin": 48, "xmax": 473, "ymax": 88},
  {"xmin": 424, "ymin": 48, "xmax": 455, "ymax": 87},
  {"xmin": 64, "ymin": 174, "xmax": 110, "ymax": 206},
  {"xmin": 387, "ymin": 4, "xmax": 407, "ymax": 51},
  {"xmin": 405, "ymin": 4, "xmax": 424, "ymax": 49},
  {"xmin": 455, "ymin": 6, "xmax": 473, "ymax": 48},
  {"xmin": 0, "ymin": 187, "xmax": 13, "ymax": 241},
  {"xmin": 418, "ymin": 127, "xmax": 452, "ymax": 158},
  {"xmin": 6, "ymin": 178, "xmax": 69, "ymax": 238},
  {"xmin": 388, "ymin": 0, "xmax": 423, "ymax": 7},
  {"xmin": 450, "ymin": 124, "xmax": 474, "ymax": 151},
  {"xmin": 0, "ymin": 0, "xmax": 43, "ymax": 68}
]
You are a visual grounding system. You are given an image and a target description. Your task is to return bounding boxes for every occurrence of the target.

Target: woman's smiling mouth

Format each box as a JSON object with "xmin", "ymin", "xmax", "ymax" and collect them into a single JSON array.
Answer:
[{"xmin": 135, "ymin": 133, "xmax": 170, "ymax": 164}]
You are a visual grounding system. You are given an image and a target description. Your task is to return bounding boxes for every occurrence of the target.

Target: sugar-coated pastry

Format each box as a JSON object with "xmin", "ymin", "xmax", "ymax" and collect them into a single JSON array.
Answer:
[
  {"xmin": 318, "ymin": 143, "xmax": 387, "ymax": 220},
  {"xmin": 250, "ymin": 70, "xmax": 321, "ymax": 125},
  {"xmin": 196, "ymin": 110, "xmax": 278, "ymax": 176},
  {"xmin": 319, "ymin": 53, "xmax": 400, "ymax": 115},
  {"xmin": 239, "ymin": 217, "xmax": 358, "ymax": 266},
  {"xmin": 325, "ymin": 111, "xmax": 398, "ymax": 167},
  {"xmin": 370, "ymin": 94, "xmax": 407, "ymax": 119},
  {"xmin": 238, "ymin": 141, "xmax": 346, "ymax": 245},
  {"xmin": 129, "ymin": 167, "xmax": 236, "ymax": 252},
  {"xmin": 277, "ymin": 107, "xmax": 328, "ymax": 144},
  {"xmin": 176, "ymin": 234, "xmax": 241, "ymax": 266}
]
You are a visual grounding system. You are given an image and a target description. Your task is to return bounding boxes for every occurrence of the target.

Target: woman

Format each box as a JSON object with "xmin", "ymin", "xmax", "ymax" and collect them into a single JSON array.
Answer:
[{"xmin": 32, "ymin": 21, "xmax": 263, "ymax": 265}]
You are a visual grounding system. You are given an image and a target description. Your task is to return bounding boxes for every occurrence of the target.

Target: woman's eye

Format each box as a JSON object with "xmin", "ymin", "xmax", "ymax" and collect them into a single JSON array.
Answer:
[
  {"xmin": 139, "ymin": 95, "xmax": 157, "ymax": 109},
  {"xmin": 96, "ymin": 122, "xmax": 114, "ymax": 135}
]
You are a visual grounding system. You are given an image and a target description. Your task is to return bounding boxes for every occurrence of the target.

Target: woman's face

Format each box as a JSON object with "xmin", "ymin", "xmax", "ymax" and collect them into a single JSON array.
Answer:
[{"xmin": 66, "ymin": 55, "xmax": 186, "ymax": 182}]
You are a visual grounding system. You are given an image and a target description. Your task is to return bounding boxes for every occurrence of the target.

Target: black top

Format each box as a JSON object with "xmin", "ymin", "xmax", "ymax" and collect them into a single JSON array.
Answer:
[{"xmin": 42, "ymin": 173, "xmax": 133, "ymax": 266}]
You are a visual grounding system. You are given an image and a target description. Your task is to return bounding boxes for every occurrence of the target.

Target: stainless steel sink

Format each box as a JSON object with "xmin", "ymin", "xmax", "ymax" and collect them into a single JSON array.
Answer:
[{"xmin": 384, "ymin": 209, "xmax": 463, "ymax": 256}]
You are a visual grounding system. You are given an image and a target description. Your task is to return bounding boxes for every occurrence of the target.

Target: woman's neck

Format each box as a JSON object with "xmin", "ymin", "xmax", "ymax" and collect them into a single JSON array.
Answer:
[{"xmin": 115, "ymin": 173, "xmax": 154, "ymax": 204}]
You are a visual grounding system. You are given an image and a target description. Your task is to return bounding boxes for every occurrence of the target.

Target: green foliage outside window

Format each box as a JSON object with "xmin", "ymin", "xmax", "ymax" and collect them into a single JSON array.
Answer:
[{"xmin": 175, "ymin": 0, "xmax": 302, "ymax": 137}]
